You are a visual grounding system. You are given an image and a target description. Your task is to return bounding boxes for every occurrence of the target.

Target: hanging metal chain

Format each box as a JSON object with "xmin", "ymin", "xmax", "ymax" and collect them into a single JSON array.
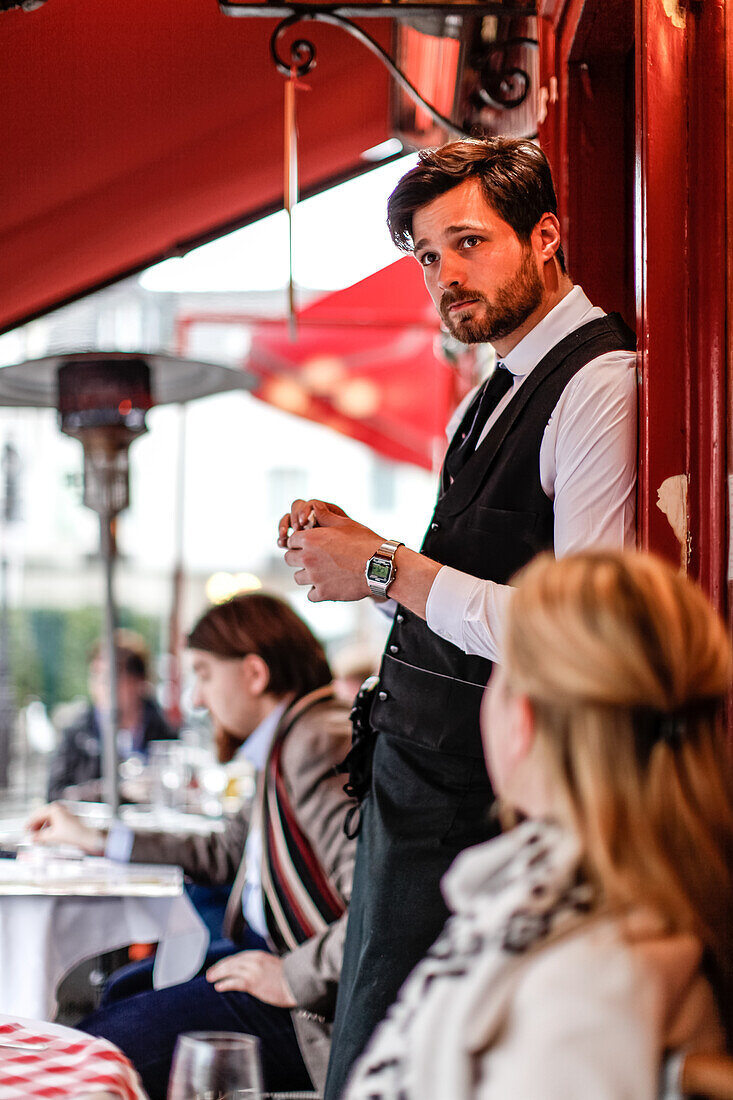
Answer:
[
  {"xmin": 284, "ymin": 67, "xmax": 299, "ymax": 338},
  {"xmin": 282, "ymin": 62, "xmax": 311, "ymax": 337}
]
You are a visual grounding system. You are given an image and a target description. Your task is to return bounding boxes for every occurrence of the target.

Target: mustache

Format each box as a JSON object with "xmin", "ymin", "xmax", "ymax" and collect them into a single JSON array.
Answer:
[{"xmin": 440, "ymin": 289, "xmax": 486, "ymax": 312}]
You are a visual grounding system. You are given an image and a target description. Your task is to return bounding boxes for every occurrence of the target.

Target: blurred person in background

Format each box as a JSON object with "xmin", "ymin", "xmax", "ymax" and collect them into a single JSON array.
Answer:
[
  {"xmin": 47, "ymin": 629, "xmax": 176, "ymax": 802},
  {"xmin": 344, "ymin": 550, "xmax": 733, "ymax": 1100},
  {"xmin": 30, "ymin": 592, "xmax": 356, "ymax": 1100},
  {"xmin": 331, "ymin": 642, "xmax": 380, "ymax": 706}
]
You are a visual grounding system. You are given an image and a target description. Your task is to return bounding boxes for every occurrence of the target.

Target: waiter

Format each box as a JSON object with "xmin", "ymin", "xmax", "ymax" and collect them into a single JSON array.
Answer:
[{"xmin": 278, "ymin": 137, "xmax": 637, "ymax": 1099}]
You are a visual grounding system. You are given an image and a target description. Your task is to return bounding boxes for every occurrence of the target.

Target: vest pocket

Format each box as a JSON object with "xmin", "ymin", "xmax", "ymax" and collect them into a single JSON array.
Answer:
[
  {"xmin": 462, "ymin": 506, "xmax": 542, "ymax": 583},
  {"xmin": 467, "ymin": 505, "xmax": 539, "ymax": 539}
]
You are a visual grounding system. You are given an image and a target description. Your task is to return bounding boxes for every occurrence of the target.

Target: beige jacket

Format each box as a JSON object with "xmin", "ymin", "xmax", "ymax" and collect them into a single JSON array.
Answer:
[
  {"xmin": 345, "ymin": 823, "xmax": 724, "ymax": 1100},
  {"xmin": 128, "ymin": 688, "xmax": 356, "ymax": 1092}
]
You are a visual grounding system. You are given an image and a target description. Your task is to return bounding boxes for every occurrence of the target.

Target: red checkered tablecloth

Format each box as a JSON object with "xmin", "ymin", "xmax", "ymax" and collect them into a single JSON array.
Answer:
[{"xmin": 0, "ymin": 1021, "xmax": 148, "ymax": 1099}]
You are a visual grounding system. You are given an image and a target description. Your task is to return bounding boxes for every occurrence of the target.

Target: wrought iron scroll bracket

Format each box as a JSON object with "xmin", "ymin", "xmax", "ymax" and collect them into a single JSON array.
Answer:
[
  {"xmin": 477, "ymin": 35, "xmax": 537, "ymax": 110},
  {"xmin": 271, "ymin": 11, "xmax": 536, "ymax": 140}
]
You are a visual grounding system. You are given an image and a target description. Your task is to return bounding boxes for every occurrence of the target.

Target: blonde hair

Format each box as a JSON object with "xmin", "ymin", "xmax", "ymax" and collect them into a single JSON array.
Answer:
[{"xmin": 505, "ymin": 550, "xmax": 733, "ymax": 1026}]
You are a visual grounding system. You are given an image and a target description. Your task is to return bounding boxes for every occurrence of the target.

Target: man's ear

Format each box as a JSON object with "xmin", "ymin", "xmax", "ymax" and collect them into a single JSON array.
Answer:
[
  {"xmin": 241, "ymin": 653, "xmax": 271, "ymax": 696},
  {"xmin": 532, "ymin": 212, "xmax": 562, "ymax": 266}
]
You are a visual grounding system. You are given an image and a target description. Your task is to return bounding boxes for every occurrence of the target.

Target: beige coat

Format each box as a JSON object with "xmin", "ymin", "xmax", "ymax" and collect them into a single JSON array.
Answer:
[
  {"xmin": 128, "ymin": 688, "xmax": 356, "ymax": 1092},
  {"xmin": 345, "ymin": 823, "xmax": 724, "ymax": 1100}
]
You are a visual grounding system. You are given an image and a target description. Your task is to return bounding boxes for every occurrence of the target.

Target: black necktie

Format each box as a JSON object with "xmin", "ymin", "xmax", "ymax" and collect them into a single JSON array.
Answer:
[{"xmin": 442, "ymin": 364, "xmax": 513, "ymax": 486}]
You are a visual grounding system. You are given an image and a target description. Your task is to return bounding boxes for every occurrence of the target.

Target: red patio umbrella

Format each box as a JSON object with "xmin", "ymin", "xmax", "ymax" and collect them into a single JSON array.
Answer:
[{"xmin": 246, "ymin": 258, "xmax": 470, "ymax": 470}]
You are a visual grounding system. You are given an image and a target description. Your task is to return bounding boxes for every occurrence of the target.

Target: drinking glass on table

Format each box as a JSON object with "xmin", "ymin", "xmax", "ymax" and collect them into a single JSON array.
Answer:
[
  {"xmin": 148, "ymin": 741, "xmax": 191, "ymax": 810},
  {"xmin": 167, "ymin": 1032, "xmax": 263, "ymax": 1099}
]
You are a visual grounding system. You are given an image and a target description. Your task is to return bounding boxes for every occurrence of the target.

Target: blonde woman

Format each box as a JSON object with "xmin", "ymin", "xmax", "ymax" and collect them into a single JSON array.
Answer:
[{"xmin": 344, "ymin": 551, "xmax": 732, "ymax": 1100}]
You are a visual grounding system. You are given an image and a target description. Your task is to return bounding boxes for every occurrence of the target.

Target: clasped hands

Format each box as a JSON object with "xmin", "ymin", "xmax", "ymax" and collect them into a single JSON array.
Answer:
[{"xmin": 277, "ymin": 499, "xmax": 383, "ymax": 603}]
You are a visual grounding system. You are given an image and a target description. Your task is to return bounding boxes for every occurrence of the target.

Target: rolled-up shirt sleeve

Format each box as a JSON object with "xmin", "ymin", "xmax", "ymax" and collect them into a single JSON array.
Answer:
[{"xmin": 426, "ymin": 351, "xmax": 637, "ymax": 663}]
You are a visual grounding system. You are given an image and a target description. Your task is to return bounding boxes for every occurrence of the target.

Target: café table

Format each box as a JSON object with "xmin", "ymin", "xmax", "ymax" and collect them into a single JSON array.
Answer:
[
  {"xmin": 0, "ymin": 853, "xmax": 210, "ymax": 1020},
  {"xmin": 0, "ymin": 1012, "xmax": 148, "ymax": 1099},
  {"xmin": 0, "ymin": 802, "xmax": 227, "ymax": 850}
]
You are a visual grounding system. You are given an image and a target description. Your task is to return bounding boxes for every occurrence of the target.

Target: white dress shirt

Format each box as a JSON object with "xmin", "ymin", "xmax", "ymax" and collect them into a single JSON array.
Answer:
[
  {"xmin": 425, "ymin": 286, "xmax": 637, "ymax": 663},
  {"xmin": 237, "ymin": 701, "xmax": 287, "ymax": 938}
]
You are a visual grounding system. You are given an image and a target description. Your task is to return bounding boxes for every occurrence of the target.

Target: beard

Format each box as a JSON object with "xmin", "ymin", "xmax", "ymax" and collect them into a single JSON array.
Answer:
[{"xmin": 439, "ymin": 247, "xmax": 544, "ymax": 345}]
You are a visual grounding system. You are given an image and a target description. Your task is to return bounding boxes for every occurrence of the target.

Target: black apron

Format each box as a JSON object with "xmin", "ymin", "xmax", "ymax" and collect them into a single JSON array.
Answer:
[{"xmin": 324, "ymin": 315, "xmax": 636, "ymax": 1100}]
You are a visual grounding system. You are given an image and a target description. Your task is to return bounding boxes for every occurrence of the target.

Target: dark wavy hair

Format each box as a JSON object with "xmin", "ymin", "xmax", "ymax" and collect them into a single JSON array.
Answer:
[
  {"xmin": 88, "ymin": 629, "xmax": 149, "ymax": 681},
  {"xmin": 187, "ymin": 592, "xmax": 331, "ymax": 699},
  {"xmin": 387, "ymin": 137, "xmax": 566, "ymax": 273}
]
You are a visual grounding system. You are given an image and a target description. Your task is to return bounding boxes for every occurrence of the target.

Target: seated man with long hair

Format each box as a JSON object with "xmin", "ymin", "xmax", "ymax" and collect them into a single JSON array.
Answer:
[
  {"xmin": 29, "ymin": 592, "xmax": 356, "ymax": 1100},
  {"xmin": 344, "ymin": 551, "xmax": 732, "ymax": 1100}
]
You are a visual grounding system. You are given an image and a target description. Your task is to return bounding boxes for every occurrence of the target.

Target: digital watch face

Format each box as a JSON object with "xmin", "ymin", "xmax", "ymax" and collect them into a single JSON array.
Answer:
[{"xmin": 368, "ymin": 559, "xmax": 392, "ymax": 583}]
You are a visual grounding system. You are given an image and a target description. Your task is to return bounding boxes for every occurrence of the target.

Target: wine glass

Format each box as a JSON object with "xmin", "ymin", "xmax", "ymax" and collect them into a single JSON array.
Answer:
[{"xmin": 167, "ymin": 1032, "xmax": 264, "ymax": 1099}]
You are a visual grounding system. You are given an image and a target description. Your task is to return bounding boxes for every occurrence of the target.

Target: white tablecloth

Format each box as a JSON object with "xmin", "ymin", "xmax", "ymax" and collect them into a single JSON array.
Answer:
[{"xmin": 0, "ymin": 890, "xmax": 209, "ymax": 1019}]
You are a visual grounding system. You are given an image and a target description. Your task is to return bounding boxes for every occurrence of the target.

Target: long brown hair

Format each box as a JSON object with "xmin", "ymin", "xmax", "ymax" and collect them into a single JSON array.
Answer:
[
  {"xmin": 505, "ymin": 550, "xmax": 733, "ymax": 1030},
  {"xmin": 187, "ymin": 592, "xmax": 331, "ymax": 700}
]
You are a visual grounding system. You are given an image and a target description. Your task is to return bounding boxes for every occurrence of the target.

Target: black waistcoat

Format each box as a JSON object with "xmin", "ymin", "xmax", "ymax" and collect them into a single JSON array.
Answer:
[{"xmin": 370, "ymin": 314, "xmax": 636, "ymax": 764}]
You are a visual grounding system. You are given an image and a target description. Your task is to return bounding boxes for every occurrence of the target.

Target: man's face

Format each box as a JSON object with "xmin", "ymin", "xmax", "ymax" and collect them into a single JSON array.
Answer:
[
  {"xmin": 88, "ymin": 656, "xmax": 144, "ymax": 717},
  {"xmin": 412, "ymin": 177, "xmax": 544, "ymax": 345},
  {"xmin": 189, "ymin": 650, "xmax": 260, "ymax": 743}
]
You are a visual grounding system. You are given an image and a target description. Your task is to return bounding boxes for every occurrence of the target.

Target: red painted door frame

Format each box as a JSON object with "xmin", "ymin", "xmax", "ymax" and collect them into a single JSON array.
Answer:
[
  {"xmin": 538, "ymin": 0, "xmax": 634, "ymax": 326},
  {"xmin": 637, "ymin": 0, "xmax": 728, "ymax": 611},
  {"xmin": 635, "ymin": 1, "xmax": 692, "ymax": 572},
  {"xmin": 728, "ymin": 0, "xmax": 733, "ymax": 649},
  {"xmin": 537, "ymin": 0, "xmax": 729, "ymax": 619}
]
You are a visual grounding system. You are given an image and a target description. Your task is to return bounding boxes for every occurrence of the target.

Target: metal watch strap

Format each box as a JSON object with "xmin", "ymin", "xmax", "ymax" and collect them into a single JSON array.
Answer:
[
  {"xmin": 379, "ymin": 539, "xmax": 403, "ymax": 560},
  {"xmin": 365, "ymin": 539, "xmax": 403, "ymax": 598}
]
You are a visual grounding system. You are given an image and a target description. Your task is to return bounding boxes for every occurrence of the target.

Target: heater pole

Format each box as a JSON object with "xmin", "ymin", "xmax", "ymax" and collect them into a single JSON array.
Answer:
[
  {"xmin": 0, "ymin": 442, "xmax": 19, "ymax": 791},
  {"xmin": 99, "ymin": 510, "xmax": 120, "ymax": 815}
]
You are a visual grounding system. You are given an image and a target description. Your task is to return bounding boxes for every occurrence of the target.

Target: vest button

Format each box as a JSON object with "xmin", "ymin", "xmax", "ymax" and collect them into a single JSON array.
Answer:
[
  {"xmin": 389, "ymin": 644, "xmax": 399, "ymax": 654},
  {"xmin": 431, "ymin": 521, "xmax": 440, "ymax": 530},
  {"xmin": 378, "ymin": 691, "xmax": 388, "ymax": 702},
  {"xmin": 396, "ymin": 613, "xmax": 404, "ymax": 624}
]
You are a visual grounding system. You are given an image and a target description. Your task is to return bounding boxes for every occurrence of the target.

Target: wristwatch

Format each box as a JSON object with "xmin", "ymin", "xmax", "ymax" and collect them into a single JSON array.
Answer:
[{"xmin": 365, "ymin": 539, "xmax": 404, "ymax": 598}]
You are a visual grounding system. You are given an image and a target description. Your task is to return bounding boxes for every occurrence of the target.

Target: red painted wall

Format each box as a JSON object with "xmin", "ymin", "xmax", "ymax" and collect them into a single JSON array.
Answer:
[{"xmin": 538, "ymin": 0, "xmax": 729, "ymax": 618}]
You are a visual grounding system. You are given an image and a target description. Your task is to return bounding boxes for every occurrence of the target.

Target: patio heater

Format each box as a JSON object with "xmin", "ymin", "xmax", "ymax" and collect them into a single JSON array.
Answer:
[{"xmin": 0, "ymin": 351, "xmax": 254, "ymax": 814}]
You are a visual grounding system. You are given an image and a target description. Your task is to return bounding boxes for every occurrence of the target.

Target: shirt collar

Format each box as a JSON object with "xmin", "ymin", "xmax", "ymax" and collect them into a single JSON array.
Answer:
[
  {"xmin": 238, "ymin": 700, "xmax": 288, "ymax": 770},
  {"xmin": 500, "ymin": 285, "xmax": 601, "ymax": 379}
]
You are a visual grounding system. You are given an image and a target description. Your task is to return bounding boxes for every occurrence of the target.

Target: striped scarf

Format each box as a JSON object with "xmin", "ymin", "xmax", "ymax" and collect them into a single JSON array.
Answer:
[{"xmin": 259, "ymin": 691, "xmax": 347, "ymax": 952}]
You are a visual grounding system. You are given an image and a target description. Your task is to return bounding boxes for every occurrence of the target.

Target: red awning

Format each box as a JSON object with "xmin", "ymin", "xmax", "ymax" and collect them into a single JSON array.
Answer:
[
  {"xmin": 0, "ymin": 0, "xmax": 391, "ymax": 335},
  {"xmin": 244, "ymin": 259, "xmax": 464, "ymax": 469}
]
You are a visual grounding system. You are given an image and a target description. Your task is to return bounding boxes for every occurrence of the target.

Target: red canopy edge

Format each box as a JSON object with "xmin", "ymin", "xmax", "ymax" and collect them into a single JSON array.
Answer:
[
  {"xmin": 0, "ymin": 0, "xmax": 392, "ymax": 334},
  {"xmin": 178, "ymin": 259, "xmax": 469, "ymax": 470}
]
